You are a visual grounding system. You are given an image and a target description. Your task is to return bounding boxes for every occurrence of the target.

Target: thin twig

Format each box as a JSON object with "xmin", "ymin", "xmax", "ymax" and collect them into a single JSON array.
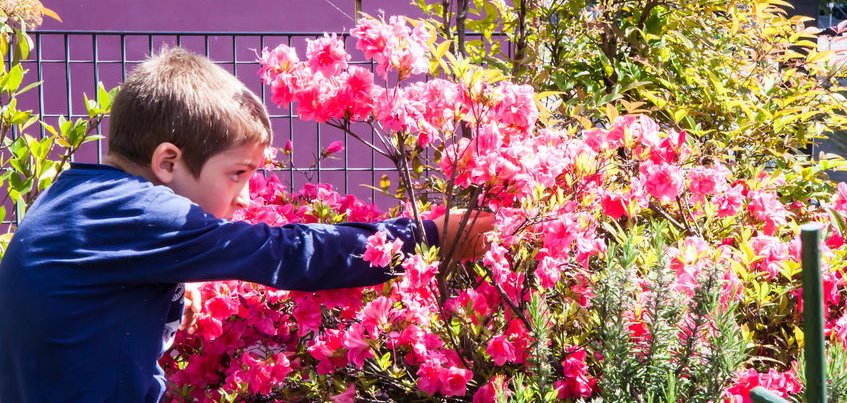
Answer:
[{"xmin": 649, "ymin": 201, "xmax": 686, "ymax": 232}]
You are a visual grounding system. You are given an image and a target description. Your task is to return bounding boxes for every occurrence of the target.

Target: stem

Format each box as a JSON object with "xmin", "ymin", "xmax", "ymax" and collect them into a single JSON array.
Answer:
[
  {"xmin": 429, "ymin": 282, "xmax": 472, "ymax": 370},
  {"xmin": 325, "ymin": 120, "xmax": 391, "ymax": 159},
  {"xmin": 50, "ymin": 115, "xmax": 106, "ymax": 184},
  {"xmin": 511, "ymin": 0, "xmax": 530, "ymax": 78},
  {"xmin": 480, "ymin": 261, "xmax": 533, "ymax": 332},
  {"xmin": 394, "ymin": 132, "xmax": 427, "ymax": 243},
  {"xmin": 649, "ymin": 201, "xmax": 686, "ymax": 232},
  {"xmin": 674, "ymin": 196, "xmax": 695, "ymax": 236},
  {"xmin": 678, "ymin": 194, "xmax": 703, "ymax": 238},
  {"xmin": 455, "ymin": 0, "xmax": 469, "ymax": 57}
]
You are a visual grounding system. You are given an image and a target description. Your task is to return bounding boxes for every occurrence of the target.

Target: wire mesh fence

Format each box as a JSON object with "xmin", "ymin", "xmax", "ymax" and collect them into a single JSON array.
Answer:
[
  {"xmin": 12, "ymin": 30, "xmax": 400, "ymax": 222},
  {"xmin": 10, "ymin": 29, "xmax": 510, "ymax": 225}
]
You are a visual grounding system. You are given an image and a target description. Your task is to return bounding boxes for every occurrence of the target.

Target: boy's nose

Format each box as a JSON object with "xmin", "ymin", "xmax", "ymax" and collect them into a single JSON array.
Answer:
[{"xmin": 234, "ymin": 184, "xmax": 251, "ymax": 209}]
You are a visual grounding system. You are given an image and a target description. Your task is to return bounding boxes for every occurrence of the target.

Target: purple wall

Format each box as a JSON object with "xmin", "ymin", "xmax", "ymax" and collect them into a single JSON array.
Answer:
[
  {"xmin": 26, "ymin": 1, "xmax": 425, "ymax": 207},
  {"xmin": 39, "ymin": 0, "xmax": 422, "ymax": 32}
]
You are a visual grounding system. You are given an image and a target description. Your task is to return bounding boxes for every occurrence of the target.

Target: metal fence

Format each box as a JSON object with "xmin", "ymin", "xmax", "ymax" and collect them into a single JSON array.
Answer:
[
  {"xmin": 12, "ymin": 29, "xmax": 511, "ymax": 225},
  {"xmin": 17, "ymin": 30, "xmax": 403, "ymax": 217}
]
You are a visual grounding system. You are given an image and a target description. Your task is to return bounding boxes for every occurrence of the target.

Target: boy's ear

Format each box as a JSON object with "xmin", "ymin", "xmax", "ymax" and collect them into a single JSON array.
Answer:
[{"xmin": 150, "ymin": 142, "xmax": 183, "ymax": 184}]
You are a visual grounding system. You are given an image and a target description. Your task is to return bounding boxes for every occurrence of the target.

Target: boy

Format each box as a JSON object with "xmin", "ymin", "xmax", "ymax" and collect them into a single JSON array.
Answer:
[{"xmin": 0, "ymin": 48, "xmax": 489, "ymax": 402}]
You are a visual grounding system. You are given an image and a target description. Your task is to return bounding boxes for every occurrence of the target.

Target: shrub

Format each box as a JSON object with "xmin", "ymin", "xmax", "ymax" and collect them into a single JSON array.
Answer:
[
  {"xmin": 161, "ymin": 14, "xmax": 847, "ymax": 402},
  {"xmin": 414, "ymin": 0, "xmax": 847, "ymax": 169}
]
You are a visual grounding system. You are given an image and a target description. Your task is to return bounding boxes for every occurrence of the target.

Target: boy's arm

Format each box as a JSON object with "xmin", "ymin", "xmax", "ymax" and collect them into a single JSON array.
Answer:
[
  {"xmin": 137, "ymin": 195, "xmax": 492, "ymax": 291},
  {"xmin": 139, "ymin": 200, "xmax": 440, "ymax": 291}
]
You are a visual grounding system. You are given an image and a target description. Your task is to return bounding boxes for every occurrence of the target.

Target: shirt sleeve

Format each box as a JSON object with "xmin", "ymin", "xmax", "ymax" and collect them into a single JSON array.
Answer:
[{"xmin": 130, "ymin": 193, "xmax": 439, "ymax": 291}]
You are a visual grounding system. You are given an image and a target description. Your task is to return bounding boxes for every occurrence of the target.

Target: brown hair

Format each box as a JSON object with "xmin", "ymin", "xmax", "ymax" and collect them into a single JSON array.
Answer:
[{"xmin": 107, "ymin": 47, "xmax": 272, "ymax": 177}]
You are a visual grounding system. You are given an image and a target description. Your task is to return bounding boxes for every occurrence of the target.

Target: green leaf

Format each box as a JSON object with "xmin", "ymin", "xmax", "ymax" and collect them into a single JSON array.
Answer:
[
  {"xmin": 4, "ymin": 64, "xmax": 24, "ymax": 94},
  {"xmin": 376, "ymin": 351, "xmax": 391, "ymax": 371},
  {"xmin": 14, "ymin": 26, "xmax": 31, "ymax": 62},
  {"xmin": 67, "ymin": 119, "xmax": 88, "ymax": 148},
  {"xmin": 433, "ymin": 40, "xmax": 452, "ymax": 60},
  {"xmin": 379, "ymin": 174, "xmax": 391, "ymax": 192},
  {"xmin": 8, "ymin": 109, "xmax": 31, "ymax": 126}
]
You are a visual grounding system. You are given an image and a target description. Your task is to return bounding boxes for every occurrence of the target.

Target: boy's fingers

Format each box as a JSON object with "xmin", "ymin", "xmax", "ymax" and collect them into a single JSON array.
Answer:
[
  {"xmin": 188, "ymin": 287, "xmax": 202, "ymax": 313},
  {"xmin": 179, "ymin": 283, "xmax": 203, "ymax": 334}
]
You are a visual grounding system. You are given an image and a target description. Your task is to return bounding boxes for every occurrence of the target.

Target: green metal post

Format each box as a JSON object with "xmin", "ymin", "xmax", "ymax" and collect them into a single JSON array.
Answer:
[
  {"xmin": 750, "ymin": 386, "xmax": 790, "ymax": 403},
  {"xmin": 801, "ymin": 223, "xmax": 826, "ymax": 403}
]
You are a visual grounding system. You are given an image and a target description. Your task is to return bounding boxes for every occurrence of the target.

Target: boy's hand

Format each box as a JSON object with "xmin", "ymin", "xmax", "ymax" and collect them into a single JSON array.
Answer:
[
  {"xmin": 179, "ymin": 282, "xmax": 203, "ymax": 334},
  {"xmin": 433, "ymin": 209, "xmax": 494, "ymax": 260}
]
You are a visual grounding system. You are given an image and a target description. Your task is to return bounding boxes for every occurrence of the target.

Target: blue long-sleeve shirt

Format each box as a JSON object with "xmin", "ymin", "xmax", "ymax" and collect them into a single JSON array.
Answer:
[{"xmin": 0, "ymin": 163, "xmax": 437, "ymax": 402}]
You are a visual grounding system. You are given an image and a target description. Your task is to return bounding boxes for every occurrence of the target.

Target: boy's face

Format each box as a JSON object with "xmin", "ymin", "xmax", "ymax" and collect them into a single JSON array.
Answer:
[{"xmin": 170, "ymin": 141, "xmax": 265, "ymax": 219}]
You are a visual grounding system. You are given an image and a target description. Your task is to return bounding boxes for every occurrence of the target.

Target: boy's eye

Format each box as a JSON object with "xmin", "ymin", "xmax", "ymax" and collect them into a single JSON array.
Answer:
[{"xmin": 231, "ymin": 170, "xmax": 248, "ymax": 181}]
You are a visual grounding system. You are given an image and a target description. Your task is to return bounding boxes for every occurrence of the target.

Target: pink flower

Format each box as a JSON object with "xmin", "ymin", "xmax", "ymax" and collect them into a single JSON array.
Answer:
[
  {"xmin": 473, "ymin": 376, "xmax": 510, "ymax": 403},
  {"xmin": 626, "ymin": 309, "xmax": 650, "ymax": 344},
  {"xmin": 340, "ymin": 66, "xmax": 375, "ymax": 120},
  {"xmin": 639, "ymin": 161, "xmax": 684, "ymax": 203},
  {"xmin": 258, "ymin": 44, "xmax": 300, "ymax": 83},
  {"xmin": 609, "ymin": 114, "xmax": 660, "ymax": 152},
  {"xmin": 342, "ymin": 322, "xmax": 373, "ymax": 369},
  {"xmin": 350, "ymin": 17, "xmax": 389, "ymax": 65},
  {"xmin": 494, "ymin": 82, "xmax": 538, "ymax": 131},
  {"xmin": 483, "ymin": 243, "xmax": 510, "ymax": 273},
  {"xmin": 204, "ymin": 294, "xmax": 238, "ymax": 319},
  {"xmin": 179, "ymin": 351, "xmax": 225, "ymax": 387},
  {"xmin": 358, "ymin": 296, "xmax": 394, "ymax": 336},
  {"xmin": 396, "ymin": 325, "xmax": 444, "ymax": 365},
  {"xmin": 688, "ymin": 163, "xmax": 729, "ymax": 199},
  {"xmin": 307, "ymin": 328, "xmax": 348, "ymax": 375},
  {"xmin": 195, "ymin": 315, "xmax": 223, "ymax": 342},
  {"xmin": 542, "ymin": 215, "xmax": 578, "ymax": 253},
  {"xmin": 323, "ymin": 140, "xmax": 345, "ymax": 156},
  {"xmin": 331, "ymin": 384, "xmax": 357, "ymax": 403},
  {"xmin": 237, "ymin": 352, "xmax": 291, "ymax": 395},
  {"xmin": 825, "ymin": 268, "xmax": 843, "ymax": 309},
  {"xmin": 401, "ymin": 254, "xmax": 438, "ymax": 288},
  {"xmin": 486, "ymin": 334, "xmax": 516, "ymax": 366},
  {"xmin": 445, "ymin": 288, "xmax": 492, "ymax": 325},
  {"xmin": 293, "ymin": 82, "xmax": 327, "ymax": 122},
  {"xmin": 438, "ymin": 366, "xmax": 473, "ymax": 396},
  {"xmin": 747, "ymin": 191, "xmax": 789, "ymax": 236},
  {"xmin": 503, "ymin": 320, "xmax": 532, "ymax": 364},
  {"xmin": 416, "ymin": 363, "xmax": 442, "ymax": 395},
  {"xmin": 362, "ymin": 231, "xmax": 404, "ymax": 267},
  {"xmin": 583, "ymin": 127, "xmax": 623, "ymax": 152},
  {"xmin": 269, "ymin": 353, "xmax": 293, "ymax": 383},
  {"xmin": 306, "ymin": 33, "xmax": 350, "ymax": 76},
  {"xmin": 292, "ymin": 295, "xmax": 323, "ymax": 336},
  {"xmin": 749, "ymin": 235, "xmax": 789, "ymax": 280},
  {"xmin": 714, "ymin": 184, "xmax": 745, "ymax": 217},
  {"xmin": 350, "ymin": 15, "xmax": 429, "ymax": 79},
  {"xmin": 601, "ymin": 191, "xmax": 629, "ymax": 220},
  {"xmin": 669, "ymin": 236, "xmax": 710, "ymax": 297},
  {"xmin": 555, "ymin": 348, "xmax": 597, "ymax": 399},
  {"xmin": 536, "ymin": 254, "xmax": 564, "ymax": 290},
  {"xmin": 831, "ymin": 182, "xmax": 847, "ymax": 214},
  {"xmin": 724, "ymin": 367, "xmax": 802, "ymax": 402},
  {"xmin": 831, "ymin": 311, "xmax": 847, "ymax": 347}
]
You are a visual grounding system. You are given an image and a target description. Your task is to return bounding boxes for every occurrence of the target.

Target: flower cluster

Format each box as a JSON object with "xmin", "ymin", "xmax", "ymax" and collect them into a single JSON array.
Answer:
[
  {"xmin": 0, "ymin": 0, "xmax": 47, "ymax": 28},
  {"xmin": 162, "ymin": 14, "xmax": 847, "ymax": 402}
]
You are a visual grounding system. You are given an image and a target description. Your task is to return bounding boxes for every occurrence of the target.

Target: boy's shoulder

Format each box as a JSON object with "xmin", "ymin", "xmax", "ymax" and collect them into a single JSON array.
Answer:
[
  {"xmin": 47, "ymin": 163, "xmax": 161, "ymax": 205},
  {"xmin": 28, "ymin": 163, "xmax": 196, "ymax": 228}
]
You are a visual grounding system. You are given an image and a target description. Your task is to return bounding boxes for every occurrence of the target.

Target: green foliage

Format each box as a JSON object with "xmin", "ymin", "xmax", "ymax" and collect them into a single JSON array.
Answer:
[
  {"xmin": 591, "ymin": 221, "xmax": 748, "ymax": 402},
  {"xmin": 416, "ymin": 0, "xmax": 847, "ymax": 170},
  {"xmin": 0, "ymin": 8, "xmax": 118, "ymax": 256},
  {"xmin": 797, "ymin": 341, "xmax": 847, "ymax": 402}
]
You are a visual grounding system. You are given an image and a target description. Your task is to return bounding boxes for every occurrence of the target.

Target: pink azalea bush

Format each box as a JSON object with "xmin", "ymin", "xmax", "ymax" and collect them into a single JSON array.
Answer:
[{"xmin": 161, "ymin": 14, "xmax": 847, "ymax": 402}]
